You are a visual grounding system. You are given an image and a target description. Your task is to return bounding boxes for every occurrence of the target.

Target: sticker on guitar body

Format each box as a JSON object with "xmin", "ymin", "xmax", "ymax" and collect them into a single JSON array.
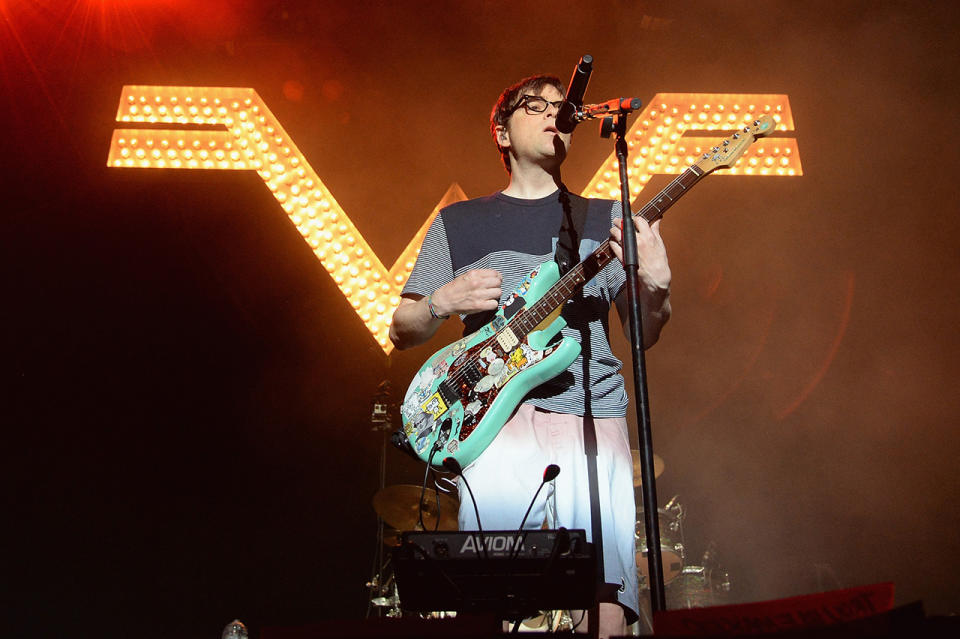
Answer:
[{"xmin": 474, "ymin": 342, "xmax": 542, "ymax": 393}]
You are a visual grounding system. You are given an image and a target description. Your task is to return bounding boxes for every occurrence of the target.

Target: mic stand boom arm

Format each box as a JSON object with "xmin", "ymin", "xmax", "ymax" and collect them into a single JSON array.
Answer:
[{"xmin": 601, "ymin": 106, "xmax": 668, "ymax": 613}]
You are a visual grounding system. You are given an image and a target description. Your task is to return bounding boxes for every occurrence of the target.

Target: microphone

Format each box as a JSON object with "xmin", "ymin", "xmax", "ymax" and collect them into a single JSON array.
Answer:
[
  {"xmin": 441, "ymin": 455, "xmax": 463, "ymax": 474},
  {"xmin": 517, "ymin": 464, "xmax": 560, "ymax": 532},
  {"xmin": 575, "ymin": 97, "xmax": 643, "ymax": 122},
  {"xmin": 543, "ymin": 463, "xmax": 561, "ymax": 482},
  {"xmin": 442, "ymin": 457, "xmax": 487, "ymax": 557},
  {"xmin": 510, "ymin": 465, "xmax": 561, "ymax": 560},
  {"xmin": 556, "ymin": 54, "xmax": 593, "ymax": 134}
]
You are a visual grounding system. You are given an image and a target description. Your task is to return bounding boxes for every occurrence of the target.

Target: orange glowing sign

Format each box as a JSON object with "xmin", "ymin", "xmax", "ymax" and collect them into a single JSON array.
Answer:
[{"xmin": 107, "ymin": 87, "xmax": 802, "ymax": 354}]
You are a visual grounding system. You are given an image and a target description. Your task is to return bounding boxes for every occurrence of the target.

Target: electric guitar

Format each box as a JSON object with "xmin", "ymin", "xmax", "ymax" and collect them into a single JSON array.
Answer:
[{"xmin": 400, "ymin": 115, "xmax": 776, "ymax": 467}]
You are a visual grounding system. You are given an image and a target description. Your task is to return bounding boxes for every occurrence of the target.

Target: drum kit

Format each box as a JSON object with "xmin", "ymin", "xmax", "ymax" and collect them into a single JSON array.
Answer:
[
  {"xmin": 367, "ymin": 450, "xmax": 731, "ymax": 621},
  {"xmin": 630, "ymin": 451, "xmax": 732, "ymax": 611}
]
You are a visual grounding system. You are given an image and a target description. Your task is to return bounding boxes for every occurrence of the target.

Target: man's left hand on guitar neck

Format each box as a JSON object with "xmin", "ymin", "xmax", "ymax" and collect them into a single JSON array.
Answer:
[{"xmin": 610, "ymin": 217, "xmax": 672, "ymax": 348}]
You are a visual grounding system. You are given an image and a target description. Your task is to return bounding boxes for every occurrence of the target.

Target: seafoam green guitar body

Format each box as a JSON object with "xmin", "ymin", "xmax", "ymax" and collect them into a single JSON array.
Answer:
[{"xmin": 400, "ymin": 260, "xmax": 580, "ymax": 467}]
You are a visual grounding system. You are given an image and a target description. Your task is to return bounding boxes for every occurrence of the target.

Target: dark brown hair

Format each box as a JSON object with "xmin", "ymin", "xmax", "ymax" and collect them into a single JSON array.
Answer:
[{"xmin": 490, "ymin": 74, "xmax": 565, "ymax": 174}]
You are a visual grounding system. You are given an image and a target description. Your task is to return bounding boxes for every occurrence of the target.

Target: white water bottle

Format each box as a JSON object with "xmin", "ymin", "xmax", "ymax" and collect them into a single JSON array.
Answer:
[{"xmin": 221, "ymin": 619, "xmax": 248, "ymax": 639}]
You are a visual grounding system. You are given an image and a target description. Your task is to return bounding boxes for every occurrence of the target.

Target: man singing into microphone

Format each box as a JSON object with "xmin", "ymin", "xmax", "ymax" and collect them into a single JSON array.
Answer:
[{"xmin": 390, "ymin": 74, "xmax": 671, "ymax": 637}]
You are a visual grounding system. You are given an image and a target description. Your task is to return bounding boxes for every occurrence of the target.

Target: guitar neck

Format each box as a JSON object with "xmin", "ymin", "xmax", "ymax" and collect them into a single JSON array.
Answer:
[{"xmin": 511, "ymin": 165, "xmax": 706, "ymax": 335}]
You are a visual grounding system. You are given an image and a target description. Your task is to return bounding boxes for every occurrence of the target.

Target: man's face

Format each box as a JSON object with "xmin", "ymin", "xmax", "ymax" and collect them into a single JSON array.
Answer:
[{"xmin": 499, "ymin": 84, "xmax": 571, "ymax": 171}]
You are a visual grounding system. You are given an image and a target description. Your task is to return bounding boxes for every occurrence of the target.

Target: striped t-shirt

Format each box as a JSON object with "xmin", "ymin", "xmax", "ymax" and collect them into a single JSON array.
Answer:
[{"xmin": 402, "ymin": 189, "xmax": 629, "ymax": 417}]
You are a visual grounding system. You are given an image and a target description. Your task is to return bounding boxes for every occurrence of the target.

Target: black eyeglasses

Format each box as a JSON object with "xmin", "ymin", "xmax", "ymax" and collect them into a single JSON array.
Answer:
[{"xmin": 510, "ymin": 94, "xmax": 564, "ymax": 115}]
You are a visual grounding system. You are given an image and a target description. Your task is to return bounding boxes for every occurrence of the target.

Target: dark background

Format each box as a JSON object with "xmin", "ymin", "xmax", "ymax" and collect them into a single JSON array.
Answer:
[{"xmin": 3, "ymin": 1, "xmax": 959, "ymax": 637}]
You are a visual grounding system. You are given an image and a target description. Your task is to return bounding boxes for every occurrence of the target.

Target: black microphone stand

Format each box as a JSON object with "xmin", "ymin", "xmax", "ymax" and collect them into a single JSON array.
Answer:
[{"xmin": 599, "ymin": 108, "xmax": 668, "ymax": 613}]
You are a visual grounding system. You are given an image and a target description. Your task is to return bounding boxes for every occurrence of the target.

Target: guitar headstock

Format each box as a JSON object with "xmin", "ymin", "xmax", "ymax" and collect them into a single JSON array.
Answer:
[{"xmin": 693, "ymin": 114, "xmax": 776, "ymax": 174}]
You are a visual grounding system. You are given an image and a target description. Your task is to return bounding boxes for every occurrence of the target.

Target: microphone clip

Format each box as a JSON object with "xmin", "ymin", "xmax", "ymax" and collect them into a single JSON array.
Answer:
[{"xmin": 576, "ymin": 97, "xmax": 643, "ymax": 122}]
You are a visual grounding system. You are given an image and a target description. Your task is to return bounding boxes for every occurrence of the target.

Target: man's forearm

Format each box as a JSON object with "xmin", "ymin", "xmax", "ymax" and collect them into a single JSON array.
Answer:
[
  {"xmin": 640, "ymin": 291, "xmax": 671, "ymax": 349},
  {"xmin": 389, "ymin": 296, "xmax": 446, "ymax": 350},
  {"xmin": 617, "ymin": 285, "xmax": 671, "ymax": 349}
]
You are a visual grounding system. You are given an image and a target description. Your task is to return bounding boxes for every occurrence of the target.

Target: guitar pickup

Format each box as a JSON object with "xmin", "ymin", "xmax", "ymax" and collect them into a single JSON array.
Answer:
[
  {"xmin": 496, "ymin": 327, "xmax": 520, "ymax": 352},
  {"xmin": 459, "ymin": 363, "xmax": 483, "ymax": 387}
]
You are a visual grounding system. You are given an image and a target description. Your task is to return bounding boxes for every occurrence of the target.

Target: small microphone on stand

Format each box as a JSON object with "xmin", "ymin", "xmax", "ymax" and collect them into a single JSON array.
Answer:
[
  {"xmin": 510, "ymin": 465, "xmax": 561, "ymax": 561},
  {"xmin": 517, "ymin": 464, "xmax": 561, "ymax": 532},
  {"xmin": 504, "ymin": 465, "xmax": 562, "ymax": 631},
  {"xmin": 442, "ymin": 457, "xmax": 487, "ymax": 558}
]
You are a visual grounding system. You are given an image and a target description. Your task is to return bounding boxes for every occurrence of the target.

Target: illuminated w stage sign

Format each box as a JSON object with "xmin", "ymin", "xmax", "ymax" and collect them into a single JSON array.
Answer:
[{"xmin": 107, "ymin": 87, "xmax": 802, "ymax": 354}]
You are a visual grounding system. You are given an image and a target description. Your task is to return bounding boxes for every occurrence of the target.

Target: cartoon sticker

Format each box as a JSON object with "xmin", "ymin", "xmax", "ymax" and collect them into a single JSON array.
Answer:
[
  {"xmin": 412, "ymin": 413, "xmax": 435, "ymax": 454},
  {"xmin": 510, "ymin": 347, "xmax": 528, "ymax": 369},
  {"xmin": 421, "ymin": 392, "xmax": 448, "ymax": 419},
  {"xmin": 475, "ymin": 376, "xmax": 495, "ymax": 394}
]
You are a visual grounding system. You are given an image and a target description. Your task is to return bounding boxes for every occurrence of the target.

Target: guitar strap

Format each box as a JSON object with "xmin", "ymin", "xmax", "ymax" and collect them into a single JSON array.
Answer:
[
  {"xmin": 554, "ymin": 187, "xmax": 589, "ymax": 277},
  {"xmin": 555, "ymin": 188, "xmax": 607, "ymax": 601}
]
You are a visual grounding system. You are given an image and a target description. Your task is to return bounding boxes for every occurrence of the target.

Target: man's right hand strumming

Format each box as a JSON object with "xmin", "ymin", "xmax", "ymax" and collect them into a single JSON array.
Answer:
[
  {"xmin": 430, "ymin": 269, "xmax": 502, "ymax": 317},
  {"xmin": 389, "ymin": 269, "xmax": 502, "ymax": 350}
]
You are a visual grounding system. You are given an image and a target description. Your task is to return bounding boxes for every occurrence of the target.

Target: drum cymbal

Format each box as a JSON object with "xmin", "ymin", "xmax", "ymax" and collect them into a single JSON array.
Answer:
[
  {"xmin": 631, "ymin": 449, "xmax": 665, "ymax": 485},
  {"xmin": 372, "ymin": 484, "xmax": 459, "ymax": 531}
]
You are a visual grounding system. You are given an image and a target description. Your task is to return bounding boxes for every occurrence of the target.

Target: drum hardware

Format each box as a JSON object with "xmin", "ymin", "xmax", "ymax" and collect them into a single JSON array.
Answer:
[
  {"xmin": 636, "ymin": 496, "xmax": 685, "ymax": 586},
  {"xmin": 370, "ymin": 587, "xmax": 399, "ymax": 608},
  {"xmin": 519, "ymin": 609, "xmax": 573, "ymax": 632},
  {"xmin": 367, "ymin": 567, "xmax": 403, "ymax": 617},
  {"xmin": 367, "ymin": 381, "xmax": 409, "ymax": 619},
  {"xmin": 664, "ymin": 564, "xmax": 733, "ymax": 609}
]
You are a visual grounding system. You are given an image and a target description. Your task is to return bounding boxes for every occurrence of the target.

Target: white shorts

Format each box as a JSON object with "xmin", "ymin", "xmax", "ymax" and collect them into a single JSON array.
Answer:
[{"xmin": 458, "ymin": 403, "xmax": 639, "ymax": 622}]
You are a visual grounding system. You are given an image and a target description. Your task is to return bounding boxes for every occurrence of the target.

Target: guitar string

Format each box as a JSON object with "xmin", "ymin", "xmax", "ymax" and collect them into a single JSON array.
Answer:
[{"xmin": 441, "ymin": 165, "xmax": 704, "ymax": 394}]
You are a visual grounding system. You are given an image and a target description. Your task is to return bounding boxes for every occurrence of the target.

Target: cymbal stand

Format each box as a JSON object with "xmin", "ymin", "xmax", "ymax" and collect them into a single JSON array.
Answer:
[{"xmin": 365, "ymin": 381, "xmax": 398, "ymax": 618}]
